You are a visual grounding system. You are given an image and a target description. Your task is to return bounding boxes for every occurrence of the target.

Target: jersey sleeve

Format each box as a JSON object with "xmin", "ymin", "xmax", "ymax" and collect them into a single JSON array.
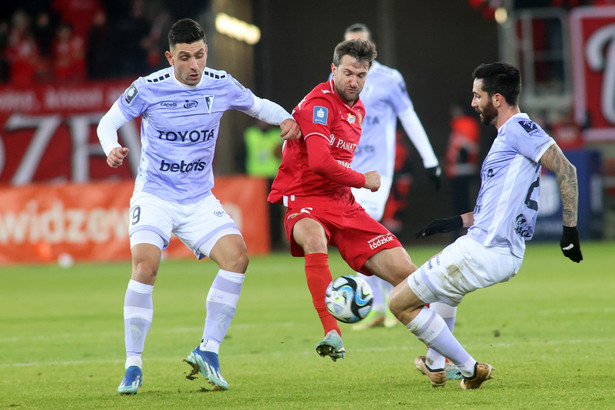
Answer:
[
  {"xmin": 116, "ymin": 79, "xmax": 149, "ymax": 121},
  {"xmin": 510, "ymin": 119, "xmax": 556, "ymax": 163},
  {"xmin": 293, "ymin": 96, "xmax": 333, "ymax": 142},
  {"xmin": 225, "ymin": 74, "xmax": 256, "ymax": 111}
]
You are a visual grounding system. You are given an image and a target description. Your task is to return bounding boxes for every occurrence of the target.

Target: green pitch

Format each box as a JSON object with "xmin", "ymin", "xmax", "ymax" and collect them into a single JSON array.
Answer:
[{"xmin": 1, "ymin": 241, "xmax": 613, "ymax": 409}]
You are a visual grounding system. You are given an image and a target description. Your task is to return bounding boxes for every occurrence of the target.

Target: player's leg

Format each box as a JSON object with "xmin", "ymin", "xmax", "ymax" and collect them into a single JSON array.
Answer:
[
  {"xmin": 118, "ymin": 235, "xmax": 163, "ymax": 395},
  {"xmin": 175, "ymin": 194, "xmax": 249, "ymax": 390},
  {"xmin": 365, "ymin": 247, "xmax": 476, "ymax": 387},
  {"xmin": 118, "ymin": 192, "xmax": 173, "ymax": 395},
  {"xmin": 388, "ymin": 283, "xmax": 491, "ymax": 388},
  {"xmin": 185, "ymin": 233, "xmax": 248, "ymax": 390},
  {"xmin": 292, "ymin": 217, "xmax": 344, "ymax": 360},
  {"xmin": 388, "ymin": 238, "xmax": 504, "ymax": 389}
]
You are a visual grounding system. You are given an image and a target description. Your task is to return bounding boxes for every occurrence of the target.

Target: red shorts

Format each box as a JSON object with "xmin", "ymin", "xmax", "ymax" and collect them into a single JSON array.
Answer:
[{"xmin": 283, "ymin": 193, "xmax": 402, "ymax": 274}]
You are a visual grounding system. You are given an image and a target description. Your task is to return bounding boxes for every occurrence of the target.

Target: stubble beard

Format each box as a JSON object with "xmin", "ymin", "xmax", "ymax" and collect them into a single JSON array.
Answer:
[{"xmin": 479, "ymin": 103, "xmax": 498, "ymax": 126}]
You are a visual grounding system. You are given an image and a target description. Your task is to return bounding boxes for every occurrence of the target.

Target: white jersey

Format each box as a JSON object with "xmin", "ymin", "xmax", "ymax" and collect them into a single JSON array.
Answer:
[
  {"xmin": 351, "ymin": 61, "xmax": 437, "ymax": 179},
  {"xmin": 467, "ymin": 113, "xmax": 555, "ymax": 258},
  {"xmin": 116, "ymin": 66, "xmax": 255, "ymax": 204}
]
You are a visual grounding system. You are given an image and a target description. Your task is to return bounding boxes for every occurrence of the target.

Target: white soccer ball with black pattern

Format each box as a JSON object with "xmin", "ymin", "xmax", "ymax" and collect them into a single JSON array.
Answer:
[{"xmin": 325, "ymin": 275, "xmax": 374, "ymax": 323}]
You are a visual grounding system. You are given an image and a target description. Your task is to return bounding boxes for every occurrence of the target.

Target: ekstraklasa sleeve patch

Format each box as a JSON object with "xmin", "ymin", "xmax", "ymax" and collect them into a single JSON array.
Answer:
[
  {"xmin": 124, "ymin": 84, "xmax": 138, "ymax": 104},
  {"xmin": 313, "ymin": 106, "xmax": 328, "ymax": 125}
]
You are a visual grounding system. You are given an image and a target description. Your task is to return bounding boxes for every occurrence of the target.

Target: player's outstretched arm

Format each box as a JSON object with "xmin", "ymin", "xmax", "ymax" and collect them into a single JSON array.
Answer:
[{"xmin": 539, "ymin": 144, "xmax": 583, "ymax": 262}]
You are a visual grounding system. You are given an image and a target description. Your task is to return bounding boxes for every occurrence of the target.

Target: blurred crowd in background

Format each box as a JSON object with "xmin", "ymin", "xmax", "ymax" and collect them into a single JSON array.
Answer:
[{"xmin": 0, "ymin": 0, "xmax": 183, "ymax": 86}]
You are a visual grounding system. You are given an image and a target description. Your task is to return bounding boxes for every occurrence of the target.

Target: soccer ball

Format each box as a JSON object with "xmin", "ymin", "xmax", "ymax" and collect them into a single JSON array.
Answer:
[{"xmin": 325, "ymin": 275, "xmax": 374, "ymax": 323}]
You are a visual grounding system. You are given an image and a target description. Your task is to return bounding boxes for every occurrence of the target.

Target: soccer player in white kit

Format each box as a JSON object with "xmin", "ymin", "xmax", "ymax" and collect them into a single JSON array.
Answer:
[
  {"xmin": 388, "ymin": 62, "xmax": 583, "ymax": 389},
  {"xmin": 97, "ymin": 18, "xmax": 300, "ymax": 394},
  {"xmin": 342, "ymin": 24, "xmax": 441, "ymax": 330}
]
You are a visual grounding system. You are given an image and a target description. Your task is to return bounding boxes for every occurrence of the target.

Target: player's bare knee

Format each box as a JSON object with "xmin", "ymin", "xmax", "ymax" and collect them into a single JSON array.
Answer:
[
  {"xmin": 217, "ymin": 248, "xmax": 249, "ymax": 273},
  {"xmin": 132, "ymin": 261, "xmax": 158, "ymax": 282}
]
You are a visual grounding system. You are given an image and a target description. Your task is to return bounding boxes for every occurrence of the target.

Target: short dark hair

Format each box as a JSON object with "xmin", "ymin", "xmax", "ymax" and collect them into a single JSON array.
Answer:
[
  {"xmin": 332, "ymin": 39, "xmax": 377, "ymax": 68},
  {"xmin": 168, "ymin": 18, "xmax": 206, "ymax": 48},
  {"xmin": 344, "ymin": 23, "xmax": 372, "ymax": 41},
  {"xmin": 472, "ymin": 62, "xmax": 521, "ymax": 106}
]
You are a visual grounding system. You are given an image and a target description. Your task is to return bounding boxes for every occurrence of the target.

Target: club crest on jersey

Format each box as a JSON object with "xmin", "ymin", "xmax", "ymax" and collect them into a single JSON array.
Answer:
[
  {"xmin": 124, "ymin": 84, "xmax": 138, "ymax": 104},
  {"xmin": 347, "ymin": 113, "xmax": 356, "ymax": 124},
  {"xmin": 204, "ymin": 95, "xmax": 214, "ymax": 114},
  {"xmin": 313, "ymin": 106, "xmax": 328, "ymax": 125}
]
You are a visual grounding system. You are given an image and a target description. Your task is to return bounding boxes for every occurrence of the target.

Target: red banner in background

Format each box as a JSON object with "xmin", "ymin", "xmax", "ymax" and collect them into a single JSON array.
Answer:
[
  {"xmin": 0, "ymin": 80, "xmax": 139, "ymax": 185},
  {"xmin": 0, "ymin": 176, "xmax": 270, "ymax": 265},
  {"xmin": 570, "ymin": 6, "xmax": 615, "ymax": 142}
]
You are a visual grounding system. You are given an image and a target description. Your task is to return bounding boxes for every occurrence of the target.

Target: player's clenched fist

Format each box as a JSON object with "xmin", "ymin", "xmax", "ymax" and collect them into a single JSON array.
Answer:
[
  {"xmin": 107, "ymin": 147, "xmax": 129, "ymax": 168},
  {"xmin": 363, "ymin": 171, "xmax": 381, "ymax": 192},
  {"xmin": 279, "ymin": 119, "xmax": 302, "ymax": 140}
]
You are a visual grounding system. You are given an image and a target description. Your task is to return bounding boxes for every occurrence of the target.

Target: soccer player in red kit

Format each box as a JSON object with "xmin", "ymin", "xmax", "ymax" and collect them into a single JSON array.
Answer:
[{"xmin": 268, "ymin": 39, "xmax": 418, "ymax": 360}]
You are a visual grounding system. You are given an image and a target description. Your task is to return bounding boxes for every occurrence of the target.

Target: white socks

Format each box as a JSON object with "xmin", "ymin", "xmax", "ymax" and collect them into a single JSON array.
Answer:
[
  {"xmin": 406, "ymin": 307, "xmax": 477, "ymax": 377},
  {"xmin": 123, "ymin": 279, "xmax": 154, "ymax": 369},
  {"xmin": 202, "ymin": 270, "xmax": 245, "ymax": 350}
]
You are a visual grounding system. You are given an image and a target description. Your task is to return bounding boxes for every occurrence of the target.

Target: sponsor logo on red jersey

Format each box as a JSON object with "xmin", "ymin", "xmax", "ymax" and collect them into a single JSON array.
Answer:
[{"xmin": 368, "ymin": 233, "xmax": 395, "ymax": 250}]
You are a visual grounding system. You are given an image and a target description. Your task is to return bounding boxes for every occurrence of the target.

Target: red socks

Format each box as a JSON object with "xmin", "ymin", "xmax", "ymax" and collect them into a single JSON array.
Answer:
[{"xmin": 305, "ymin": 253, "xmax": 340, "ymax": 336}]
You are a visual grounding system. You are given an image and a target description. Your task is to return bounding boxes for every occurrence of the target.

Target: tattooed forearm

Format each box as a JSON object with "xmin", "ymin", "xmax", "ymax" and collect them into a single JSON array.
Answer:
[{"xmin": 539, "ymin": 144, "xmax": 578, "ymax": 226}]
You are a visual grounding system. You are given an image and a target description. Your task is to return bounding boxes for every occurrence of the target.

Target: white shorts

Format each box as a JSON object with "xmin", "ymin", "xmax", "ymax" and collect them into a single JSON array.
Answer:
[
  {"xmin": 128, "ymin": 191, "xmax": 242, "ymax": 259},
  {"xmin": 351, "ymin": 176, "xmax": 392, "ymax": 221},
  {"xmin": 407, "ymin": 235, "xmax": 523, "ymax": 306}
]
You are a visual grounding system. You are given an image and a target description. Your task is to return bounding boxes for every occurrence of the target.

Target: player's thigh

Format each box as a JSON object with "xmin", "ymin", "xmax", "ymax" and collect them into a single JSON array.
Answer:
[
  {"xmin": 291, "ymin": 217, "xmax": 328, "ymax": 253},
  {"xmin": 363, "ymin": 246, "xmax": 417, "ymax": 286},
  {"xmin": 209, "ymin": 234, "xmax": 249, "ymax": 273}
]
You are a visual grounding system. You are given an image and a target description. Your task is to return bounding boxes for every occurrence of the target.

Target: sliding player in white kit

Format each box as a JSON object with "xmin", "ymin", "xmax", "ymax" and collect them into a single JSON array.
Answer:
[
  {"xmin": 342, "ymin": 24, "xmax": 441, "ymax": 331},
  {"xmin": 97, "ymin": 18, "xmax": 300, "ymax": 394},
  {"xmin": 388, "ymin": 62, "xmax": 582, "ymax": 389}
]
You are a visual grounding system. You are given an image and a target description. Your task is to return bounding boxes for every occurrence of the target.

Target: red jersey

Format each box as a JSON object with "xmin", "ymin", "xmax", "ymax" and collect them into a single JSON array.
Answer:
[{"xmin": 268, "ymin": 80, "xmax": 366, "ymax": 204}]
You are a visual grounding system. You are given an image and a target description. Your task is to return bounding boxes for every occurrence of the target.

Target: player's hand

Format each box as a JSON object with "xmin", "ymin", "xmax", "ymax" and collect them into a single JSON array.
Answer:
[
  {"xmin": 426, "ymin": 166, "xmax": 442, "ymax": 191},
  {"xmin": 280, "ymin": 119, "xmax": 302, "ymax": 140},
  {"xmin": 416, "ymin": 215, "xmax": 462, "ymax": 238},
  {"xmin": 363, "ymin": 171, "xmax": 381, "ymax": 192},
  {"xmin": 560, "ymin": 226, "xmax": 583, "ymax": 263},
  {"xmin": 107, "ymin": 147, "xmax": 129, "ymax": 168}
]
